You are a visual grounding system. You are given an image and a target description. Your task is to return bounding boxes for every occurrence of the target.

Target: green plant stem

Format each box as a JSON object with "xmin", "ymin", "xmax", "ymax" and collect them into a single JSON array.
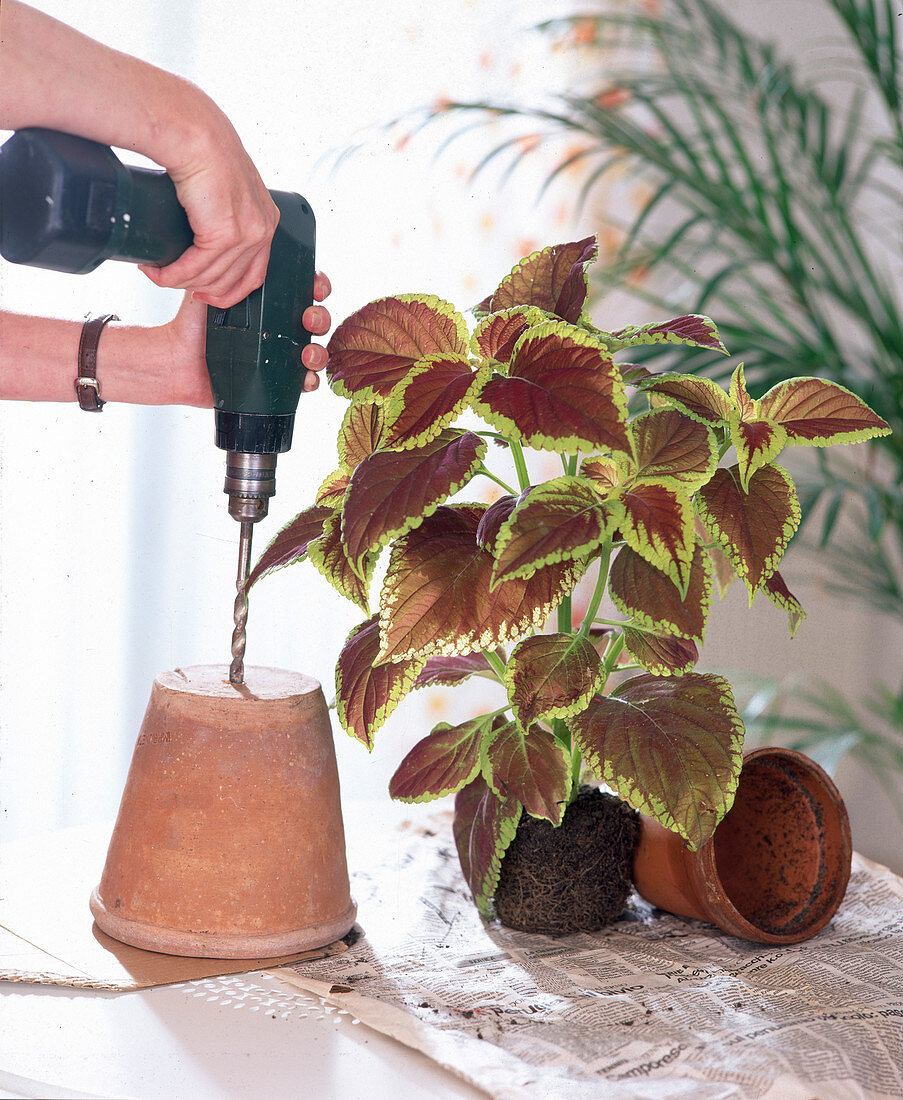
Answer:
[
  {"xmin": 601, "ymin": 632, "xmax": 627, "ymax": 678},
  {"xmin": 577, "ymin": 543, "xmax": 613, "ymax": 639},
  {"xmin": 482, "ymin": 649, "xmax": 508, "ymax": 683},
  {"xmin": 509, "ymin": 440, "xmax": 531, "ymax": 492}
]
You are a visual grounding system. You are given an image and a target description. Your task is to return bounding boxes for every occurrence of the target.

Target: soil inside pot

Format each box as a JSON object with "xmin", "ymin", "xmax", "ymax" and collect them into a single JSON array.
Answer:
[{"xmin": 494, "ymin": 786, "xmax": 639, "ymax": 935}]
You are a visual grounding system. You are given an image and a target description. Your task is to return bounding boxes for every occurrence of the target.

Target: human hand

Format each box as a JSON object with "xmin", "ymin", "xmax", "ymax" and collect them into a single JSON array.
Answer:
[
  {"xmin": 162, "ymin": 271, "xmax": 332, "ymax": 406},
  {"xmin": 138, "ymin": 100, "xmax": 279, "ymax": 309}
]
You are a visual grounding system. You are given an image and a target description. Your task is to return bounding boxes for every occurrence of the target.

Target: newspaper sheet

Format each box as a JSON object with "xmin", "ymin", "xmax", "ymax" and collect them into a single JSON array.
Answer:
[{"xmin": 271, "ymin": 811, "xmax": 903, "ymax": 1100}]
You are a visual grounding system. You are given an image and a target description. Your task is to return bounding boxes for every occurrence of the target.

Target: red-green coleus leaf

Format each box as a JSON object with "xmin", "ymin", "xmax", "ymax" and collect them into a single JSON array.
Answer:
[
  {"xmin": 617, "ymin": 481, "xmax": 696, "ymax": 594},
  {"xmin": 389, "ymin": 715, "xmax": 494, "ymax": 803},
  {"xmin": 377, "ymin": 504, "xmax": 587, "ymax": 663},
  {"xmin": 608, "ymin": 542, "xmax": 713, "ymax": 644},
  {"xmin": 604, "ymin": 314, "xmax": 728, "ymax": 355},
  {"xmin": 581, "ymin": 455, "xmax": 623, "ymax": 496},
  {"xmin": 505, "ymin": 632, "xmax": 604, "ymax": 727},
  {"xmin": 381, "ymin": 356, "xmax": 488, "ymax": 449},
  {"xmin": 567, "ymin": 672, "xmax": 744, "ymax": 849},
  {"xmin": 335, "ymin": 616, "xmax": 424, "ymax": 750},
  {"xmin": 327, "ymin": 294, "xmax": 469, "ymax": 403},
  {"xmin": 640, "ymin": 373, "xmax": 733, "ymax": 426},
  {"xmin": 453, "ymin": 775, "xmax": 522, "ymax": 918},
  {"xmin": 621, "ymin": 628, "xmax": 699, "ymax": 677},
  {"xmin": 341, "ymin": 430, "xmax": 486, "ymax": 570},
  {"xmin": 630, "ymin": 407, "xmax": 718, "ymax": 492},
  {"xmin": 757, "ymin": 377, "xmax": 892, "ymax": 447},
  {"xmin": 316, "ymin": 468, "xmax": 351, "ymax": 508},
  {"xmin": 475, "ymin": 237, "xmax": 598, "ymax": 323},
  {"xmin": 731, "ymin": 416, "xmax": 789, "ymax": 492},
  {"xmin": 309, "ymin": 511, "xmax": 377, "ymax": 613},
  {"xmin": 491, "ymin": 477, "xmax": 621, "ymax": 585},
  {"xmin": 472, "ymin": 306, "xmax": 544, "ymax": 364},
  {"xmin": 338, "ymin": 402, "xmax": 386, "ymax": 471},
  {"xmin": 727, "ymin": 364, "xmax": 787, "ymax": 491},
  {"xmin": 413, "ymin": 652, "xmax": 496, "ymax": 689},
  {"xmin": 763, "ymin": 571, "xmax": 806, "ymax": 638},
  {"xmin": 483, "ymin": 721, "xmax": 571, "ymax": 825},
  {"xmin": 247, "ymin": 505, "xmax": 332, "ymax": 588},
  {"xmin": 476, "ymin": 494, "xmax": 518, "ymax": 550},
  {"xmin": 472, "ymin": 321, "xmax": 630, "ymax": 454},
  {"xmin": 697, "ymin": 463, "xmax": 801, "ymax": 597}
]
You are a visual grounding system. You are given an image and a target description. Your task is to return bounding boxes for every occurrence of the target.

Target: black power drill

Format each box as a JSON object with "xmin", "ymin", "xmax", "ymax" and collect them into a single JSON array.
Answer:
[{"xmin": 0, "ymin": 127, "xmax": 317, "ymax": 684}]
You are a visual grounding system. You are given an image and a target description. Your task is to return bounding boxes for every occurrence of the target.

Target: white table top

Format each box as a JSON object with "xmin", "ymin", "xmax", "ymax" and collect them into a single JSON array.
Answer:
[
  {"xmin": 0, "ymin": 967, "xmax": 484, "ymax": 1100},
  {"xmin": 0, "ymin": 798, "xmax": 485, "ymax": 1100}
]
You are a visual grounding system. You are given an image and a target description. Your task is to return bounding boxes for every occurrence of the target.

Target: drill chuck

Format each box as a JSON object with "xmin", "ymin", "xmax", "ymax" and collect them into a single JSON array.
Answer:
[{"xmin": 224, "ymin": 452, "xmax": 277, "ymax": 523}]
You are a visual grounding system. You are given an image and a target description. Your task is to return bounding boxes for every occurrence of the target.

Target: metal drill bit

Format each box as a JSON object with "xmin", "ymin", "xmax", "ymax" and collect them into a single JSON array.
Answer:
[{"xmin": 229, "ymin": 520, "xmax": 254, "ymax": 685}]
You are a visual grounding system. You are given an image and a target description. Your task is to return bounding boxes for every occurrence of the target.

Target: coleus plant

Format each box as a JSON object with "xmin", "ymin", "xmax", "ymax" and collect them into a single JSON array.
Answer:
[{"xmin": 248, "ymin": 237, "xmax": 890, "ymax": 918}]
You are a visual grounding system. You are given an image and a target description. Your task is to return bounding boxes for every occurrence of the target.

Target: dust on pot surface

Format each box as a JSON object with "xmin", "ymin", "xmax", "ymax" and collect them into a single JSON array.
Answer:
[
  {"xmin": 493, "ymin": 786, "xmax": 639, "ymax": 935},
  {"xmin": 632, "ymin": 747, "xmax": 852, "ymax": 944}
]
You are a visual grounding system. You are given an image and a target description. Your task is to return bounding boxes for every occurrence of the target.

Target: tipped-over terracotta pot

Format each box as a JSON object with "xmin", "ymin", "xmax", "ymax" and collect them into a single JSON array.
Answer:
[
  {"xmin": 632, "ymin": 747, "xmax": 852, "ymax": 944},
  {"xmin": 90, "ymin": 665, "xmax": 356, "ymax": 959}
]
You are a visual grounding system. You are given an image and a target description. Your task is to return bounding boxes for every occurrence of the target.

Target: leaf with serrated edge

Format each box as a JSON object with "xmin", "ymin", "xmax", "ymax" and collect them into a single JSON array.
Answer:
[
  {"xmin": 505, "ymin": 633, "xmax": 604, "ymax": 726},
  {"xmin": 640, "ymin": 374, "xmax": 733, "ymax": 426},
  {"xmin": 697, "ymin": 463, "xmax": 800, "ymax": 597},
  {"xmin": 381, "ymin": 355, "xmax": 487, "ymax": 449},
  {"xmin": 338, "ymin": 403, "xmax": 386, "ymax": 471},
  {"xmin": 764, "ymin": 571, "xmax": 806, "ymax": 638},
  {"xmin": 453, "ymin": 775, "xmax": 522, "ymax": 917},
  {"xmin": 309, "ymin": 511, "xmax": 376, "ymax": 613},
  {"xmin": 316, "ymin": 468, "xmax": 351, "ymax": 508},
  {"xmin": 472, "ymin": 321, "xmax": 630, "ymax": 454},
  {"xmin": 480, "ymin": 237, "xmax": 598, "ymax": 323},
  {"xmin": 389, "ymin": 716, "xmax": 491, "ymax": 803},
  {"xmin": 247, "ymin": 505, "xmax": 332, "ymax": 588},
  {"xmin": 607, "ymin": 314, "xmax": 728, "ymax": 355},
  {"xmin": 492, "ymin": 476, "xmax": 618, "ymax": 585},
  {"xmin": 581, "ymin": 455, "xmax": 624, "ymax": 495},
  {"xmin": 729, "ymin": 363, "xmax": 758, "ymax": 422},
  {"xmin": 621, "ymin": 628, "xmax": 699, "ymax": 676},
  {"xmin": 631, "ymin": 408, "xmax": 718, "ymax": 491},
  {"xmin": 483, "ymin": 721, "xmax": 570, "ymax": 824},
  {"xmin": 568, "ymin": 672, "xmax": 744, "ymax": 850},
  {"xmin": 327, "ymin": 294, "xmax": 469, "ymax": 403},
  {"xmin": 472, "ymin": 306, "xmax": 544, "ymax": 364},
  {"xmin": 730, "ymin": 415, "xmax": 788, "ymax": 492},
  {"xmin": 413, "ymin": 652, "xmax": 495, "ymax": 689},
  {"xmin": 335, "ymin": 616, "xmax": 424, "ymax": 750},
  {"xmin": 609, "ymin": 542, "xmax": 713, "ymax": 644},
  {"xmin": 341, "ymin": 430, "xmax": 486, "ymax": 570},
  {"xmin": 758, "ymin": 377, "xmax": 892, "ymax": 446},
  {"xmin": 377, "ymin": 504, "xmax": 587, "ymax": 663},
  {"xmin": 617, "ymin": 481, "xmax": 695, "ymax": 593}
]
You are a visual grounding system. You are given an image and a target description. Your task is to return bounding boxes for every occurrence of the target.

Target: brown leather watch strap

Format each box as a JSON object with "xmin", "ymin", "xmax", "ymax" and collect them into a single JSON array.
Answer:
[{"xmin": 75, "ymin": 313, "xmax": 119, "ymax": 411}]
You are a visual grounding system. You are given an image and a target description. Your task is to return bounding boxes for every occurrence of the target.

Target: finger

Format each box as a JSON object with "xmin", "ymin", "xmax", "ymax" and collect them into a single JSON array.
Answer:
[
  {"xmin": 302, "ymin": 304, "xmax": 331, "ymax": 336},
  {"xmin": 302, "ymin": 343, "xmax": 329, "ymax": 372},
  {"xmin": 303, "ymin": 370, "xmax": 320, "ymax": 392},
  {"xmin": 144, "ymin": 240, "xmax": 272, "ymax": 307},
  {"xmin": 313, "ymin": 271, "xmax": 332, "ymax": 301}
]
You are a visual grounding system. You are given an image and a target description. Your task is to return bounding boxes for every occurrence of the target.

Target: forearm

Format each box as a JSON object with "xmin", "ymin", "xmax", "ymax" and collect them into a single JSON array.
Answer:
[
  {"xmin": 0, "ymin": 311, "xmax": 211, "ymax": 407},
  {"xmin": 1, "ymin": 1, "xmax": 222, "ymax": 174}
]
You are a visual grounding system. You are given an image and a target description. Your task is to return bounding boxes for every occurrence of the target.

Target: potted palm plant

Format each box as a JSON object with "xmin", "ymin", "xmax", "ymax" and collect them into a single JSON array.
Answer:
[{"xmin": 249, "ymin": 237, "xmax": 888, "ymax": 933}]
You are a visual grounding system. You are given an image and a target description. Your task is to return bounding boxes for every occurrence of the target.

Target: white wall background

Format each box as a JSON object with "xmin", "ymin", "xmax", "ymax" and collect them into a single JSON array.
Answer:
[{"xmin": 1, "ymin": 0, "xmax": 900, "ymax": 874}]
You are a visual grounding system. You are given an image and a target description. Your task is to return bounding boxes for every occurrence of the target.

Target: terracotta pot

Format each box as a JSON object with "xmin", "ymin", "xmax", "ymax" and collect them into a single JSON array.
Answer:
[
  {"xmin": 632, "ymin": 747, "xmax": 852, "ymax": 944},
  {"xmin": 90, "ymin": 665, "xmax": 356, "ymax": 959}
]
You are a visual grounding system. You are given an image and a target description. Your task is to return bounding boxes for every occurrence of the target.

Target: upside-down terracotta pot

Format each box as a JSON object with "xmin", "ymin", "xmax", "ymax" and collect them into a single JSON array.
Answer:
[
  {"xmin": 90, "ymin": 665, "xmax": 356, "ymax": 959},
  {"xmin": 632, "ymin": 747, "xmax": 852, "ymax": 944}
]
